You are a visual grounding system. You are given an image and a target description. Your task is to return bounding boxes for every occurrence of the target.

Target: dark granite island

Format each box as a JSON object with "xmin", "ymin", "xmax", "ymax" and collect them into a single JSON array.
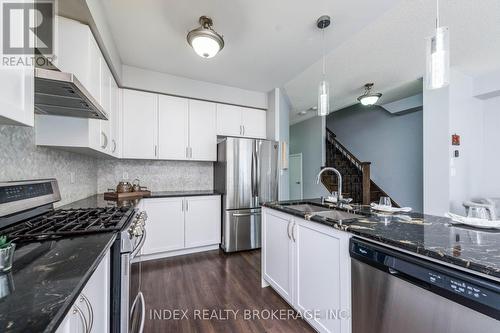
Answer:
[{"xmin": 263, "ymin": 199, "xmax": 500, "ymax": 281}]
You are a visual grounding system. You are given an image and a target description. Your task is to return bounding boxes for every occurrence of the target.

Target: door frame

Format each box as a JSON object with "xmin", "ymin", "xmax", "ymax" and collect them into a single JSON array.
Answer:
[{"xmin": 289, "ymin": 153, "xmax": 303, "ymax": 200}]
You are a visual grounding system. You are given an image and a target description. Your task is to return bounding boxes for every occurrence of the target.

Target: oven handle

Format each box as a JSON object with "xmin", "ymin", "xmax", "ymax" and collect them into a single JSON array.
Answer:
[
  {"xmin": 131, "ymin": 229, "xmax": 147, "ymax": 258},
  {"xmin": 130, "ymin": 291, "xmax": 146, "ymax": 333}
]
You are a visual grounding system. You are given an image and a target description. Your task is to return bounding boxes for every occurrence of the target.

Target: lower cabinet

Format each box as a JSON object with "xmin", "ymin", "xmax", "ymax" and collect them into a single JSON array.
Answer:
[
  {"xmin": 140, "ymin": 195, "xmax": 221, "ymax": 259},
  {"xmin": 262, "ymin": 208, "xmax": 352, "ymax": 333},
  {"xmin": 56, "ymin": 250, "xmax": 110, "ymax": 333}
]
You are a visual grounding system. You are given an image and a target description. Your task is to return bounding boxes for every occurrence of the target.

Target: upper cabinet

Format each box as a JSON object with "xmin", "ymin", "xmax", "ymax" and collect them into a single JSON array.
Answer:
[
  {"xmin": 123, "ymin": 90, "xmax": 217, "ymax": 161},
  {"xmin": 35, "ymin": 16, "xmax": 120, "ymax": 158},
  {"xmin": 216, "ymin": 104, "xmax": 267, "ymax": 139},
  {"xmin": 122, "ymin": 89, "xmax": 158, "ymax": 159},
  {"xmin": 0, "ymin": 65, "xmax": 34, "ymax": 126}
]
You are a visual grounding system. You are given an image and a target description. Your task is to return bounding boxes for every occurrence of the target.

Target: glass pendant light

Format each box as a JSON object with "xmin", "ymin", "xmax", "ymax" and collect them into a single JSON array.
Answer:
[
  {"xmin": 426, "ymin": 0, "xmax": 450, "ymax": 89},
  {"xmin": 317, "ymin": 15, "xmax": 331, "ymax": 116}
]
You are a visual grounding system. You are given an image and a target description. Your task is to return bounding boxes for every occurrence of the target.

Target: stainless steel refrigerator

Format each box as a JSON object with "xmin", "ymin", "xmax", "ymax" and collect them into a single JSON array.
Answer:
[{"xmin": 215, "ymin": 137, "xmax": 279, "ymax": 252}]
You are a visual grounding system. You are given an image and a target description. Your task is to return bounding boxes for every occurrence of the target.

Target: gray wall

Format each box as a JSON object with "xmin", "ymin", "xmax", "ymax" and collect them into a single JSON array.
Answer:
[
  {"xmin": 326, "ymin": 105, "xmax": 423, "ymax": 211},
  {"xmin": 290, "ymin": 116, "xmax": 329, "ymax": 199},
  {"xmin": 0, "ymin": 125, "xmax": 97, "ymax": 206},
  {"xmin": 96, "ymin": 159, "xmax": 213, "ymax": 193}
]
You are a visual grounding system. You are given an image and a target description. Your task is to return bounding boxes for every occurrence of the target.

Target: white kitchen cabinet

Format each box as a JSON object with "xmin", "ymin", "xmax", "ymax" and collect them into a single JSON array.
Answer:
[
  {"xmin": 139, "ymin": 196, "xmax": 221, "ymax": 259},
  {"xmin": 189, "ymin": 100, "xmax": 217, "ymax": 161},
  {"xmin": 184, "ymin": 196, "xmax": 221, "ymax": 248},
  {"xmin": 55, "ymin": 250, "xmax": 110, "ymax": 333},
  {"xmin": 110, "ymin": 84, "xmax": 121, "ymax": 157},
  {"xmin": 262, "ymin": 209, "xmax": 294, "ymax": 304},
  {"xmin": 158, "ymin": 95, "xmax": 189, "ymax": 160},
  {"xmin": 141, "ymin": 198, "xmax": 185, "ymax": 254},
  {"xmin": 0, "ymin": 65, "xmax": 34, "ymax": 126},
  {"xmin": 294, "ymin": 221, "xmax": 351, "ymax": 333},
  {"xmin": 122, "ymin": 89, "xmax": 158, "ymax": 159},
  {"xmin": 262, "ymin": 208, "xmax": 352, "ymax": 333},
  {"xmin": 99, "ymin": 64, "xmax": 112, "ymax": 154},
  {"xmin": 216, "ymin": 104, "xmax": 266, "ymax": 139}
]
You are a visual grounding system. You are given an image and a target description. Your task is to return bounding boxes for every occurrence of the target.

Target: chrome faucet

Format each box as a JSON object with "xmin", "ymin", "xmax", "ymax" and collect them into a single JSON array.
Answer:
[{"xmin": 316, "ymin": 167, "xmax": 346, "ymax": 205}]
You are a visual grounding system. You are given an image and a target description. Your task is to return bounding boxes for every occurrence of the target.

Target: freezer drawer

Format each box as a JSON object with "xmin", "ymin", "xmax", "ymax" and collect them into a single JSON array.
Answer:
[{"xmin": 222, "ymin": 209, "xmax": 261, "ymax": 252}]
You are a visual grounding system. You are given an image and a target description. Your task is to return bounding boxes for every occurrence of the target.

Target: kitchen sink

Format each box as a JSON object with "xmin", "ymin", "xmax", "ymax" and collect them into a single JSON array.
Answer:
[
  {"xmin": 313, "ymin": 210, "xmax": 360, "ymax": 221},
  {"xmin": 285, "ymin": 204, "xmax": 330, "ymax": 213}
]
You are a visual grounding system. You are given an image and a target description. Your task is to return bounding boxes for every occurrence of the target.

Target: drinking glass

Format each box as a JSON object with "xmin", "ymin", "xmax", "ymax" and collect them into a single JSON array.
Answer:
[{"xmin": 379, "ymin": 197, "xmax": 392, "ymax": 207}]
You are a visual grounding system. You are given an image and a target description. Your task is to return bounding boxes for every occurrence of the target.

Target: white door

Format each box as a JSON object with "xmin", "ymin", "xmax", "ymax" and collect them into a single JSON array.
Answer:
[
  {"xmin": 241, "ymin": 108, "xmax": 266, "ymax": 139},
  {"xmin": 262, "ymin": 209, "xmax": 294, "ymax": 304},
  {"xmin": 189, "ymin": 100, "xmax": 217, "ymax": 161},
  {"xmin": 184, "ymin": 196, "xmax": 221, "ymax": 248},
  {"xmin": 216, "ymin": 104, "xmax": 242, "ymax": 136},
  {"xmin": 289, "ymin": 153, "xmax": 303, "ymax": 200},
  {"xmin": 294, "ymin": 221, "xmax": 343, "ymax": 333},
  {"xmin": 141, "ymin": 198, "xmax": 185, "ymax": 254},
  {"xmin": 158, "ymin": 95, "xmax": 189, "ymax": 160},
  {"xmin": 122, "ymin": 90, "xmax": 158, "ymax": 159}
]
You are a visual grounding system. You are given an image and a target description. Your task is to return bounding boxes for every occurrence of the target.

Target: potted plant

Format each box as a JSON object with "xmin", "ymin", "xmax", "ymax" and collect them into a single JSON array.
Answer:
[{"xmin": 0, "ymin": 236, "xmax": 15, "ymax": 273}]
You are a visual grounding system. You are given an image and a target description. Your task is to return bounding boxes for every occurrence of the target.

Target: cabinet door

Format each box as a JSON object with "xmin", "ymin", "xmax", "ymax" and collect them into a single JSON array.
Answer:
[
  {"xmin": 142, "ymin": 198, "xmax": 185, "ymax": 254},
  {"xmin": 262, "ymin": 209, "xmax": 293, "ymax": 303},
  {"xmin": 99, "ymin": 65, "xmax": 112, "ymax": 153},
  {"xmin": 216, "ymin": 104, "xmax": 241, "ymax": 136},
  {"xmin": 241, "ymin": 108, "xmax": 266, "ymax": 139},
  {"xmin": 110, "ymin": 82, "xmax": 121, "ymax": 157},
  {"xmin": 158, "ymin": 95, "xmax": 189, "ymax": 160},
  {"xmin": 81, "ymin": 250, "xmax": 110, "ymax": 333},
  {"xmin": 294, "ymin": 220, "xmax": 350, "ymax": 333},
  {"xmin": 185, "ymin": 196, "xmax": 221, "ymax": 248},
  {"xmin": 0, "ymin": 66, "xmax": 34, "ymax": 126},
  {"xmin": 189, "ymin": 100, "xmax": 217, "ymax": 161},
  {"xmin": 122, "ymin": 89, "xmax": 157, "ymax": 159}
]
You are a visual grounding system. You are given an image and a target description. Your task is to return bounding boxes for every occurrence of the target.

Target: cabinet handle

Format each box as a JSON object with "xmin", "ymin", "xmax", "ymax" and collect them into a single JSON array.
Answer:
[
  {"xmin": 181, "ymin": 199, "xmax": 184, "ymax": 212},
  {"xmin": 73, "ymin": 305, "xmax": 88, "ymax": 333},
  {"xmin": 291, "ymin": 222, "xmax": 296, "ymax": 242},
  {"xmin": 185, "ymin": 199, "xmax": 189, "ymax": 211},
  {"xmin": 190, "ymin": 147, "xmax": 193, "ymax": 159},
  {"xmin": 80, "ymin": 294, "xmax": 94, "ymax": 332},
  {"xmin": 286, "ymin": 221, "xmax": 291, "ymax": 240},
  {"xmin": 100, "ymin": 132, "xmax": 108, "ymax": 149},
  {"xmin": 243, "ymin": 126, "xmax": 245, "ymax": 136},
  {"xmin": 239, "ymin": 125, "xmax": 242, "ymax": 136},
  {"xmin": 112, "ymin": 139, "xmax": 117, "ymax": 153},
  {"xmin": 154, "ymin": 145, "xmax": 158, "ymax": 157}
]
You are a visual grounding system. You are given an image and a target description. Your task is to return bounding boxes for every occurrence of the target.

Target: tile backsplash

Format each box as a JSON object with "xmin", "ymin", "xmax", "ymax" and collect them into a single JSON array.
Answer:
[
  {"xmin": 97, "ymin": 159, "xmax": 213, "ymax": 193},
  {"xmin": 1, "ymin": 125, "xmax": 214, "ymax": 206},
  {"xmin": 0, "ymin": 125, "xmax": 97, "ymax": 206}
]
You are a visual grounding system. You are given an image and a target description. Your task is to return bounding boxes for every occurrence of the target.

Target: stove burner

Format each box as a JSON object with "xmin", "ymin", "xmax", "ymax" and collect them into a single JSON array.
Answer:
[{"xmin": 2, "ymin": 207, "xmax": 132, "ymax": 242}]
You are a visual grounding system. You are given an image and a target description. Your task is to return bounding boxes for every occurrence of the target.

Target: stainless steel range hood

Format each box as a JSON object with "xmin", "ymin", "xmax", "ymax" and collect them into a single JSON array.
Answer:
[{"xmin": 34, "ymin": 67, "xmax": 108, "ymax": 120}]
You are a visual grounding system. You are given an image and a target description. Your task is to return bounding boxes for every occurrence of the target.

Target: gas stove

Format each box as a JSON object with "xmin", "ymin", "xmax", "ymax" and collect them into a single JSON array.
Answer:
[{"xmin": 2, "ymin": 206, "xmax": 131, "ymax": 242}]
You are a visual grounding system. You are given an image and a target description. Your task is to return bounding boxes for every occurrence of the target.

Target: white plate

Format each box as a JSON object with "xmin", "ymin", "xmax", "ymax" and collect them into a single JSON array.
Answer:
[{"xmin": 445, "ymin": 213, "xmax": 500, "ymax": 230}]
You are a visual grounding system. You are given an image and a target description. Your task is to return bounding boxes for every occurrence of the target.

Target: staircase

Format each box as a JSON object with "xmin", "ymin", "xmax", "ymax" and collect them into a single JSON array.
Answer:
[{"xmin": 322, "ymin": 129, "xmax": 399, "ymax": 207}]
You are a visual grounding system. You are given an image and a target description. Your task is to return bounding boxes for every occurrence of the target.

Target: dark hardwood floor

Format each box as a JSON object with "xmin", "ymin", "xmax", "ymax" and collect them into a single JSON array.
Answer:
[{"xmin": 132, "ymin": 249, "xmax": 315, "ymax": 333}]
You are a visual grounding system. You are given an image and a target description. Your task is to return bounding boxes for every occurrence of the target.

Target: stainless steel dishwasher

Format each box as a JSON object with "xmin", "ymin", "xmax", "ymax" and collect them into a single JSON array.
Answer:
[{"xmin": 350, "ymin": 238, "xmax": 500, "ymax": 333}]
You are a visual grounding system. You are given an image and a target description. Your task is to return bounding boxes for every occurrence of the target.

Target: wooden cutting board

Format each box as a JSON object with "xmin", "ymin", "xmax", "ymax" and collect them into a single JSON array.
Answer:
[{"xmin": 103, "ymin": 190, "xmax": 151, "ymax": 200}]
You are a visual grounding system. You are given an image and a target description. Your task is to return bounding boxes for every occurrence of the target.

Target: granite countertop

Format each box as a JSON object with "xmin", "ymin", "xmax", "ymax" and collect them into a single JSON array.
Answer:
[
  {"xmin": 263, "ymin": 199, "xmax": 500, "ymax": 281},
  {"xmin": 0, "ymin": 233, "xmax": 116, "ymax": 333}
]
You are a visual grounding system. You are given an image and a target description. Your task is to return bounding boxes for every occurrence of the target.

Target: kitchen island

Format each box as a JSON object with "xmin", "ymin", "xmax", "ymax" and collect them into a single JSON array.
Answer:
[{"xmin": 261, "ymin": 199, "xmax": 500, "ymax": 333}]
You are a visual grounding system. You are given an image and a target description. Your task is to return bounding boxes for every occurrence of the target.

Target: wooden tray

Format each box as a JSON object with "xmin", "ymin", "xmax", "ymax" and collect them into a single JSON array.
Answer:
[{"xmin": 104, "ymin": 190, "xmax": 151, "ymax": 200}]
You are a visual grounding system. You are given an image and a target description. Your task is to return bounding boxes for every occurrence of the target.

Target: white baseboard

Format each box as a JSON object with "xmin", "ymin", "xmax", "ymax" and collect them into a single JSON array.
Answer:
[{"xmin": 133, "ymin": 244, "xmax": 220, "ymax": 263}]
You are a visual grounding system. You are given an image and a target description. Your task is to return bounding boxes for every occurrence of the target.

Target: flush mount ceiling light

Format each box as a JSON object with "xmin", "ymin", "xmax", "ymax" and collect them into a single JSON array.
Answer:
[
  {"xmin": 187, "ymin": 16, "xmax": 224, "ymax": 59},
  {"xmin": 357, "ymin": 83, "xmax": 382, "ymax": 106},
  {"xmin": 426, "ymin": 0, "xmax": 450, "ymax": 89},
  {"xmin": 317, "ymin": 15, "xmax": 331, "ymax": 117}
]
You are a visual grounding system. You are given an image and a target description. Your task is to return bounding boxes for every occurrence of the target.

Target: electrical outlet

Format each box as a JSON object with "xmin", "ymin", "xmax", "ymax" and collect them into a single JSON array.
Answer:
[
  {"xmin": 70, "ymin": 172, "xmax": 76, "ymax": 184},
  {"xmin": 122, "ymin": 172, "xmax": 129, "ymax": 180}
]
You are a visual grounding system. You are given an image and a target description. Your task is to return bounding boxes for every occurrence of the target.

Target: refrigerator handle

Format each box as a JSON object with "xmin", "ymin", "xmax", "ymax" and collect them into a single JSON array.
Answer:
[{"xmin": 255, "ymin": 142, "xmax": 261, "ymax": 204}]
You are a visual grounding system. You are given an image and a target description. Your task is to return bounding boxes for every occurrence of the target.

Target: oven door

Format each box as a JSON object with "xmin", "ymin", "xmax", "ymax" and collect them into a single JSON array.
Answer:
[{"xmin": 121, "ymin": 229, "xmax": 147, "ymax": 333}]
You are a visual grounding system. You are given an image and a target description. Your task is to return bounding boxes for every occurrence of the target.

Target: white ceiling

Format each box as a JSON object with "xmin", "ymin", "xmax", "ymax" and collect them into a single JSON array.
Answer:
[
  {"xmin": 99, "ymin": 0, "xmax": 500, "ymax": 123},
  {"xmin": 100, "ymin": 0, "xmax": 401, "ymax": 92},
  {"xmin": 286, "ymin": 0, "xmax": 500, "ymax": 123}
]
